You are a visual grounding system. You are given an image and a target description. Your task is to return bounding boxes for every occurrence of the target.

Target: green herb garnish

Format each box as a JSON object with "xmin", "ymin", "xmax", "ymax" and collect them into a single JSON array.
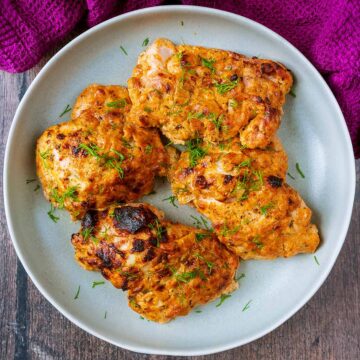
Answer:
[
  {"xmin": 145, "ymin": 144, "xmax": 153, "ymax": 154},
  {"xmin": 79, "ymin": 143, "xmax": 125, "ymax": 178},
  {"xmin": 39, "ymin": 149, "xmax": 50, "ymax": 169},
  {"xmin": 26, "ymin": 179, "xmax": 36, "ymax": 184},
  {"xmin": 142, "ymin": 38, "xmax": 149, "ymax": 47},
  {"xmin": 34, "ymin": 184, "xmax": 40, "ymax": 192},
  {"xmin": 81, "ymin": 227, "xmax": 93, "ymax": 241},
  {"xmin": 289, "ymin": 89, "xmax": 296, "ymax": 97},
  {"xmin": 162, "ymin": 195, "xmax": 178, "ymax": 208},
  {"xmin": 180, "ymin": 20, "xmax": 184, "ymax": 26},
  {"xmin": 229, "ymin": 99, "xmax": 238, "ymax": 108},
  {"xmin": 59, "ymin": 104, "xmax": 71, "ymax": 117},
  {"xmin": 235, "ymin": 273, "xmax": 245, "ymax": 281},
  {"xmin": 148, "ymin": 219, "xmax": 166, "ymax": 247},
  {"xmin": 216, "ymin": 294, "xmax": 231, "ymax": 307},
  {"xmin": 201, "ymin": 57, "xmax": 216, "ymax": 73},
  {"xmin": 287, "ymin": 172, "xmax": 296, "ymax": 180},
  {"xmin": 242, "ymin": 299, "xmax": 252, "ymax": 312},
  {"xmin": 295, "ymin": 162, "xmax": 305, "ymax": 178},
  {"xmin": 106, "ymin": 99, "xmax": 127, "ymax": 108},
  {"xmin": 190, "ymin": 215, "xmax": 211, "ymax": 231},
  {"xmin": 195, "ymin": 232, "xmax": 210, "ymax": 242},
  {"xmin": 92, "ymin": 281, "xmax": 105, "ymax": 288},
  {"xmin": 47, "ymin": 203, "xmax": 60, "ymax": 223},
  {"xmin": 195, "ymin": 310, "xmax": 202, "ymax": 313},
  {"xmin": 120, "ymin": 45, "xmax": 128, "ymax": 55},
  {"xmin": 186, "ymin": 138, "xmax": 207, "ymax": 167},
  {"xmin": 252, "ymin": 235, "xmax": 263, "ymax": 249},
  {"xmin": 188, "ymin": 111, "xmax": 205, "ymax": 120},
  {"xmin": 314, "ymin": 255, "xmax": 320, "ymax": 265},
  {"xmin": 208, "ymin": 113, "xmax": 224, "ymax": 130},
  {"xmin": 173, "ymin": 268, "xmax": 207, "ymax": 283},
  {"xmin": 104, "ymin": 311, "xmax": 107, "ymax": 319},
  {"xmin": 220, "ymin": 224, "xmax": 240, "ymax": 237},
  {"xmin": 74, "ymin": 285, "xmax": 80, "ymax": 300},
  {"xmin": 215, "ymin": 79, "xmax": 238, "ymax": 94},
  {"xmin": 194, "ymin": 253, "xmax": 214, "ymax": 274},
  {"xmin": 260, "ymin": 202, "xmax": 275, "ymax": 216}
]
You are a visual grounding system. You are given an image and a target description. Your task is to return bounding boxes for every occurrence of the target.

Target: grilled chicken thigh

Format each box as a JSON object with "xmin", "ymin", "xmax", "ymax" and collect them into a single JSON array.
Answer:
[
  {"xmin": 71, "ymin": 203, "xmax": 239, "ymax": 322},
  {"xmin": 169, "ymin": 138, "xmax": 320, "ymax": 259},
  {"xmin": 128, "ymin": 38, "xmax": 293, "ymax": 148},
  {"xmin": 36, "ymin": 85, "xmax": 169, "ymax": 220}
]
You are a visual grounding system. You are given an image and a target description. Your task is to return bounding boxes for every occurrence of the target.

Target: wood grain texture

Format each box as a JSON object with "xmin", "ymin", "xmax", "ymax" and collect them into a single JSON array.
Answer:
[{"xmin": 0, "ymin": 44, "xmax": 359, "ymax": 360}]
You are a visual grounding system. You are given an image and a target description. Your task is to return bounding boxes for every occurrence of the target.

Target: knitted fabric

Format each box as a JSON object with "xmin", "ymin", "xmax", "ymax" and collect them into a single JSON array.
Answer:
[{"xmin": 1, "ymin": 0, "xmax": 359, "ymax": 156}]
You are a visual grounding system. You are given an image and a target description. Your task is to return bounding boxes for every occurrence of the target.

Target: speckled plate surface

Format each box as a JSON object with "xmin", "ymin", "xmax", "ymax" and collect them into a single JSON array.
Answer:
[{"xmin": 4, "ymin": 6, "xmax": 355, "ymax": 356}]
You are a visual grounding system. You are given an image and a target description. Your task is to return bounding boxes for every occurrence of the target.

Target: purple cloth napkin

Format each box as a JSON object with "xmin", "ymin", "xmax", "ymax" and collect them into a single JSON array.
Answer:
[{"xmin": 1, "ymin": 1, "xmax": 359, "ymax": 157}]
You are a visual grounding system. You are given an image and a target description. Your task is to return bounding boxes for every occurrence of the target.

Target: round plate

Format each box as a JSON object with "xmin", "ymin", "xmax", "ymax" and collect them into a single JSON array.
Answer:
[{"xmin": 4, "ymin": 5, "xmax": 356, "ymax": 356}]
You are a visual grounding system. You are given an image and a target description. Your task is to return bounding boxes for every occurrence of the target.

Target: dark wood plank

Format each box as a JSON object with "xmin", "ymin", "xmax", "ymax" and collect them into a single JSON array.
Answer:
[{"xmin": 0, "ymin": 41, "xmax": 359, "ymax": 360}]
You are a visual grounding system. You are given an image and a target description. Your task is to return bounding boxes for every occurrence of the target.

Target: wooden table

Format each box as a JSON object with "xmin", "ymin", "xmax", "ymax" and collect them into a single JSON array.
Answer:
[{"xmin": 1, "ymin": 42, "xmax": 359, "ymax": 360}]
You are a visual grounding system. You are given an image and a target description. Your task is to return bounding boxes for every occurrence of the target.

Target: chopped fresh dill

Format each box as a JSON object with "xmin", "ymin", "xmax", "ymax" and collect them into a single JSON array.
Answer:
[
  {"xmin": 50, "ymin": 186, "xmax": 78, "ymax": 209},
  {"xmin": 81, "ymin": 227, "xmax": 93, "ymax": 241},
  {"xmin": 92, "ymin": 281, "xmax": 105, "ymax": 288},
  {"xmin": 74, "ymin": 285, "xmax": 80, "ymax": 300},
  {"xmin": 208, "ymin": 113, "xmax": 224, "ymax": 130},
  {"xmin": 194, "ymin": 253, "xmax": 214, "ymax": 273},
  {"xmin": 162, "ymin": 195, "xmax": 178, "ymax": 208},
  {"xmin": 33, "ymin": 184, "xmax": 40, "ymax": 192},
  {"xmin": 144, "ymin": 106, "xmax": 152, "ymax": 113},
  {"xmin": 173, "ymin": 268, "xmax": 206, "ymax": 283},
  {"xmin": 106, "ymin": 98, "xmax": 127, "ymax": 108},
  {"xmin": 252, "ymin": 235, "xmax": 263, "ymax": 249},
  {"xmin": 47, "ymin": 203, "xmax": 59, "ymax": 223},
  {"xmin": 104, "ymin": 311, "xmax": 107, "ymax": 319},
  {"xmin": 242, "ymin": 299, "xmax": 252, "ymax": 312},
  {"xmin": 195, "ymin": 310, "xmax": 202, "ymax": 313},
  {"xmin": 220, "ymin": 224, "xmax": 240, "ymax": 237},
  {"xmin": 215, "ymin": 79, "xmax": 238, "ymax": 94},
  {"xmin": 216, "ymin": 294, "xmax": 231, "ymax": 307},
  {"xmin": 59, "ymin": 104, "xmax": 72, "ymax": 117},
  {"xmin": 287, "ymin": 172, "xmax": 296, "ymax": 180},
  {"xmin": 188, "ymin": 111, "xmax": 205, "ymax": 120},
  {"xmin": 195, "ymin": 232, "xmax": 210, "ymax": 242},
  {"xmin": 260, "ymin": 202, "xmax": 275, "ymax": 216},
  {"xmin": 180, "ymin": 20, "xmax": 184, "ymax": 26},
  {"xmin": 26, "ymin": 179, "xmax": 36, "ymax": 184},
  {"xmin": 295, "ymin": 162, "xmax": 305, "ymax": 178},
  {"xmin": 314, "ymin": 255, "xmax": 320, "ymax": 265},
  {"xmin": 147, "ymin": 190, "xmax": 156, "ymax": 195},
  {"xmin": 148, "ymin": 219, "xmax": 166, "ymax": 247},
  {"xmin": 142, "ymin": 37, "xmax": 149, "ymax": 47},
  {"xmin": 121, "ymin": 137, "xmax": 132, "ymax": 149},
  {"xmin": 289, "ymin": 89, "xmax": 296, "ymax": 97},
  {"xmin": 79, "ymin": 143, "xmax": 125, "ymax": 178},
  {"xmin": 190, "ymin": 215, "xmax": 211, "ymax": 231},
  {"xmin": 186, "ymin": 138, "xmax": 207, "ymax": 167},
  {"xmin": 235, "ymin": 273, "xmax": 245, "ymax": 281},
  {"xmin": 236, "ymin": 159, "xmax": 252, "ymax": 168},
  {"xmin": 120, "ymin": 45, "xmax": 128, "ymax": 55},
  {"xmin": 139, "ymin": 316, "xmax": 145, "ymax": 320},
  {"xmin": 39, "ymin": 149, "xmax": 50, "ymax": 169},
  {"xmin": 200, "ymin": 57, "xmax": 216, "ymax": 73},
  {"xmin": 144, "ymin": 144, "xmax": 153, "ymax": 154},
  {"xmin": 229, "ymin": 99, "xmax": 238, "ymax": 108}
]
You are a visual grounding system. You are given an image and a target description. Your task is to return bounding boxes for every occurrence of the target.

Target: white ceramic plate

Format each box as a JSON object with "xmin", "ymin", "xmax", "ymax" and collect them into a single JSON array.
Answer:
[{"xmin": 4, "ymin": 5, "xmax": 356, "ymax": 356}]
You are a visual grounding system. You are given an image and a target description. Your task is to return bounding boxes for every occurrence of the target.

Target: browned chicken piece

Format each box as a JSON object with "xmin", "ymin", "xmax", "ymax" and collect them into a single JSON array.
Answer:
[
  {"xmin": 71, "ymin": 203, "xmax": 239, "ymax": 323},
  {"xmin": 128, "ymin": 38, "xmax": 293, "ymax": 148},
  {"xmin": 169, "ymin": 138, "xmax": 320, "ymax": 260},
  {"xmin": 71, "ymin": 84, "xmax": 131, "ymax": 120},
  {"xmin": 36, "ymin": 85, "xmax": 169, "ymax": 220}
]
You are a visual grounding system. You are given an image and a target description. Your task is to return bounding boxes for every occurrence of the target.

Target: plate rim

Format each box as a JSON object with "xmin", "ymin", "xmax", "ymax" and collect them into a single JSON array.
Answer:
[{"xmin": 3, "ymin": 5, "xmax": 356, "ymax": 356}]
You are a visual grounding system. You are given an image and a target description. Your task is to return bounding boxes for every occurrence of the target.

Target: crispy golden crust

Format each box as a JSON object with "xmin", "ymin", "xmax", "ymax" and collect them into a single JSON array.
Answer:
[
  {"xmin": 169, "ymin": 139, "xmax": 320, "ymax": 259},
  {"xmin": 128, "ymin": 38, "xmax": 293, "ymax": 148},
  {"xmin": 36, "ymin": 85, "xmax": 169, "ymax": 220},
  {"xmin": 71, "ymin": 203, "xmax": 239, "ymax": 323}
]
